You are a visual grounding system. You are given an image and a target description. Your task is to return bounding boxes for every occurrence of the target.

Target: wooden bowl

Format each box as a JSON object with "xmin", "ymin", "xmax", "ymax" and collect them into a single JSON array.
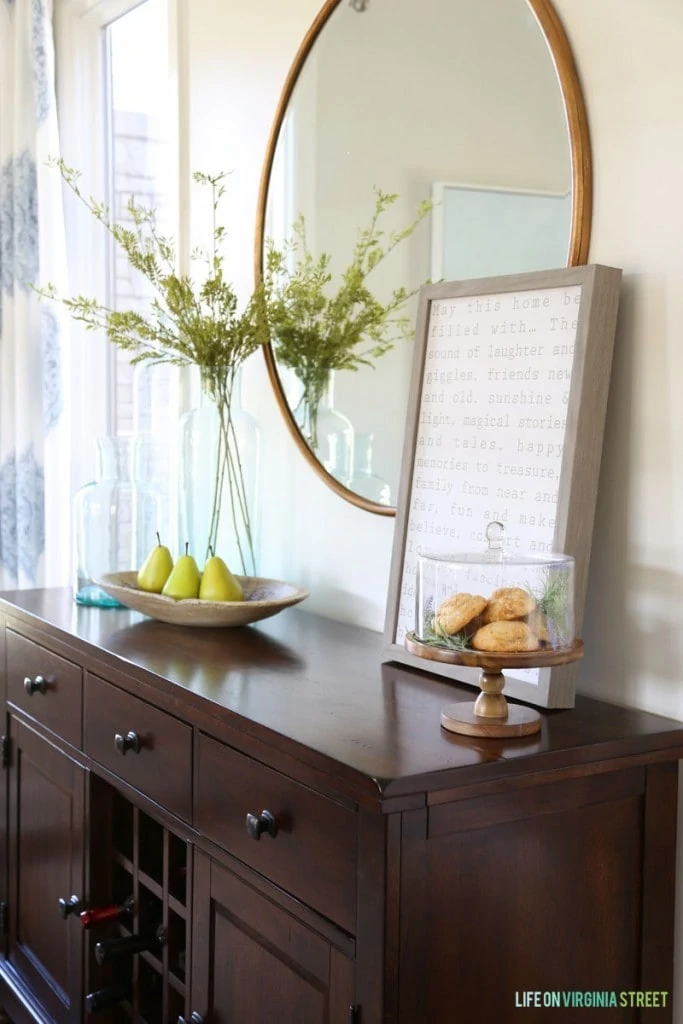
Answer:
[{"xmin": 94, "ymin": 571, "xmax": 309, "ymax": 628}]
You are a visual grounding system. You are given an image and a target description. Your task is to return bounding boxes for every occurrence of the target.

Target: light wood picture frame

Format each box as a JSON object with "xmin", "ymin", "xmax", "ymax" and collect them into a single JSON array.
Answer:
[{"xmin": 383, "ymin": 265, "xmax": 622, "ymax": 708}]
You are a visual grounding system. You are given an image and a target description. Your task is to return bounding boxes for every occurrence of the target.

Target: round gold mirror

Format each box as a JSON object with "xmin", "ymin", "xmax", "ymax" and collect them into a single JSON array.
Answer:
[{"xmin": 255, "ymin": 0, "xmax": 591, "ymax": 516}]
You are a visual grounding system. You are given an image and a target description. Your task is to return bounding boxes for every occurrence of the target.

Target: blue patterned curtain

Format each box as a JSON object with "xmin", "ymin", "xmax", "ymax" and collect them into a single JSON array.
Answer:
[{"xmin": 0, "ymin": 0, "xmax": 71, "ymax": 589}]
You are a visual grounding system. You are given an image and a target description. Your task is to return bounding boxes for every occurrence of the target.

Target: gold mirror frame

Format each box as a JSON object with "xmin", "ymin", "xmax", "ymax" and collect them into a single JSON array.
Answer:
[{"xmin": 254, "ymin": 0, "xmax": 593, "ymax": 517}]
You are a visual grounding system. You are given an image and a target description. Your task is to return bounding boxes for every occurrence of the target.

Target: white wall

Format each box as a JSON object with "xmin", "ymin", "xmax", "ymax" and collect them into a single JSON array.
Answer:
[
  {"xmin": 557, "ymin": 3, "xmax": 683, "ymax": 1013},
  {"xmin": 187, "ymin": 0, "xmax": 683, "ymax": 1013}
]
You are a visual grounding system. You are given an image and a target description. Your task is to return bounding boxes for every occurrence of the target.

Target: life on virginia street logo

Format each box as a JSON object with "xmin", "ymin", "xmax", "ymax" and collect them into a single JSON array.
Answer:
[{"xmin": 514, "ymin": 991, "xmax": 669, "ymax": 1009}]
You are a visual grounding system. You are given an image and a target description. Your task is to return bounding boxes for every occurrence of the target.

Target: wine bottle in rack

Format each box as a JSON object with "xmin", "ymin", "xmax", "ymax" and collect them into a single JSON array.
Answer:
[
  {"xmin": 94, "ymin": 925, "xmax": 166, "ymax": 965},
  {"xmin": 85, "ymin": 981, "xmax": 132, "ymax": 1013},
  {"xmin": 80, "ymin": 896, "xmax": 135, "ymax": 930}
]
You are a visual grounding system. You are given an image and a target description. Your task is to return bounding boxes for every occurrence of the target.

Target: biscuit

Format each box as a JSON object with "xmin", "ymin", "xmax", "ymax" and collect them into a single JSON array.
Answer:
[
  {"xmin": 471, "ymin": 620, "xmax": 539, "ymax": 653},
  {"xmin": 435, "ymin": 593, "xmax": 488, "ymax": 636},
  {"xmin": 526, "ymin": 609, "xmax": 550, "ymax": 645},
  {"xmin": 482, "ymin": 587, "xmax": 536, "ymax": 623}
]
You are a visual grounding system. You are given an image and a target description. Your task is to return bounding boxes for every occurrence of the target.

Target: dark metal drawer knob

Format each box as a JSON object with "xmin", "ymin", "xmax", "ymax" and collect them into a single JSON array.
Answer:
[
  {"xmin": 177, "ymin": 1014, "xmax": 203, "ymax": 1024},
  {"xmin": 114, "ymin": 731, "xmax": 141, "ymax": 756},
  {"xmin": 58, "ymin": 894, "xmax": 82, "ymax": 918},
  {"xmin": 246, "ymin": 809, "xmax": 278, "ymax": 841},
  {"xmin": 24, "ymin": 675, "xmax": 47, "ymax": 696}
]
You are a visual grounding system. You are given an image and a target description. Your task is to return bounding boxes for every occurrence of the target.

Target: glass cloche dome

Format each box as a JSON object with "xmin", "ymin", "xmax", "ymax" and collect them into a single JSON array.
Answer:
[{"xmin": 414, "ymin": 521, "xmax": 575, "ymax": 657}]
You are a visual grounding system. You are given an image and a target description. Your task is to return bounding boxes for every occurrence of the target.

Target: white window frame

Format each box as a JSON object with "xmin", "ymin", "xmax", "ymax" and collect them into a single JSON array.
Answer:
[{"xmin": 54, "ymin": 0, "xmax": 188, "ymax": 496}]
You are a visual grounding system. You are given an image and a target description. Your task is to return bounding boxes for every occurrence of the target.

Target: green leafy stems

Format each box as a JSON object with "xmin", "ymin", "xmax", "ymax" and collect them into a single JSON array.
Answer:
[
  {"xmin": 528, "ymin": 567, "xmax": 569, "ymax": 620},
  {"xmin": 262, "ymin": 188, "xmax": 432, "ymax": 450},
  {"xmin": 38, "ymin": 161, "xmax": 268, "ymax": 576}
]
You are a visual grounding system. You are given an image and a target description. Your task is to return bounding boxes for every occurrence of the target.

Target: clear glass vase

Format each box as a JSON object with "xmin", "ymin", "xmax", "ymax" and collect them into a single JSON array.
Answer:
[
  {"xmin": 178, "ymin": 372, "xmax": 260, "ymax": 577},
  {"xmin": 132, "ymin": 362, "xmax": 179, "ymax": 550},
  {"xmin": 296, "ymin": 371, "xmax": 354, "ymax": 487},
  {"xmin": 348, "ymin": 433, "xmax": 392, "ymax": 506},
  {"xmin": 73, "ymin": 437, "xmax": 162, "ymax": 607}
]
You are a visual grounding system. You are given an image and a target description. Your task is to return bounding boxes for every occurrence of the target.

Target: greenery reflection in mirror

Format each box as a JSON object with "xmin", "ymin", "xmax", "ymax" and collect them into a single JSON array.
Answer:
[
  {"xmin": 258, "ymin": 0, "xmax": 591, "ymax": 514},
  {"xmin": 263, "ymin": 189, "xmax": 431, "ymax": 485}
]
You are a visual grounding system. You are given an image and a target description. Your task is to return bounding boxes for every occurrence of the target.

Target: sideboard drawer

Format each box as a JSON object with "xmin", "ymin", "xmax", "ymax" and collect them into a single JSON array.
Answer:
[
  {"xmin": 84, "ymin": 674, "xmax": 192, "ymax": 822},
  {"xmin": 6, "ymin": 630, "xmax": 82, "ymax": 748},
  {"xmin": 195, "ymin": 733, "xmax": 357, "ymax": 934}
]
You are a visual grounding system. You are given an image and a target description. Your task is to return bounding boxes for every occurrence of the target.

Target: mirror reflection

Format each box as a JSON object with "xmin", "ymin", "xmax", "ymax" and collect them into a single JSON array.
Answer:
[{"xmin": 263, "ymin": 0, "xmax": 574, "ymax": 511}]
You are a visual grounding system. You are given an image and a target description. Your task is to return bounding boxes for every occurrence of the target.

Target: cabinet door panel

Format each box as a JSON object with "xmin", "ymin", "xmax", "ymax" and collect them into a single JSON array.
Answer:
[
  {"xmin": 214, "ymin": 912, "xmax": 327, "ymax": 1021},
  {"xmin": 8, "ymin": 716, "xmax": 85, "ymax": 1024},
  {"xmin": 399, "ymin": 775, "xmax": 646, "ymax": 1024},
  {"xmin": 0, "ymin": 627, "xmax": 6, "ymax": 960},
  {"xmin": 191, "ymin": 852, "xmax": 354, "ymax": 1024}
]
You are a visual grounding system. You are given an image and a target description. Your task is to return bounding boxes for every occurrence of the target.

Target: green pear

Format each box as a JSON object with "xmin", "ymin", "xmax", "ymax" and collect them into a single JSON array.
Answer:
[
  {"xmin": 162, "ymin": 543, "xmax": 201, "ymax": 600},
  {"xmin": 137, "ymin": 532, "xmax": 174, "ymax": 593},
  {"xmin": 199, "ymin": 549, "xmax": 244, "ymax": 602}
]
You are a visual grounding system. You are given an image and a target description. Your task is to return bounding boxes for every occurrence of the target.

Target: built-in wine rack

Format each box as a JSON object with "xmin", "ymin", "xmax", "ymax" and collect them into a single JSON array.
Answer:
[{"xmin": 86, "ymin": 777, "xmax": 190, "ymax": 1022}]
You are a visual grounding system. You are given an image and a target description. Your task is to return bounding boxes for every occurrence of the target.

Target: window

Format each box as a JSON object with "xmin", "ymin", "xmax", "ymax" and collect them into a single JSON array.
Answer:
[
  {"xmin": 106, "ymin": 0, "xmax": 179, "ymax": 542},
  {"xmin": 107, "ymin": 0, "xmax": 177, "ymax": 440},
  {"xmin": 56, "ymin": 0, "xmax": 180, "ymax": 543}
]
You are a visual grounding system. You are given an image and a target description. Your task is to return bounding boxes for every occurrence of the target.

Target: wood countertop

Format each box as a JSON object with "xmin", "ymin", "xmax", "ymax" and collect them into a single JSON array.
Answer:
[{"xmin": 2, "ymin": 588, "xmax": 682, "ymax": 808}]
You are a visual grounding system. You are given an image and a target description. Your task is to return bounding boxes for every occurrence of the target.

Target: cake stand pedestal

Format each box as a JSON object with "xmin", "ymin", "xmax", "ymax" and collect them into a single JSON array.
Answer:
[{"xmin": 404, "ymin": 635, "xmax": 584, "ymax": 738}]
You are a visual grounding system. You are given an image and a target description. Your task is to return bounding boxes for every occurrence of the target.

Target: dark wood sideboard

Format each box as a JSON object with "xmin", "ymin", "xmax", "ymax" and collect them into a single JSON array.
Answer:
[{"xmin": 0, "ymin": 589, "xmax": 681, "ymax": 1024}]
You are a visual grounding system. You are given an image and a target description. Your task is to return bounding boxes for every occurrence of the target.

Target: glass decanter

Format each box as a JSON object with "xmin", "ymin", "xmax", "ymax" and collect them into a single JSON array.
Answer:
[
  {"xmin": 73, "ymin": 437, "xmax": 162, "ymax": 607},
  {"xmin": 132, "ymin": 361, "xmax": 179, "ymax": 551}
]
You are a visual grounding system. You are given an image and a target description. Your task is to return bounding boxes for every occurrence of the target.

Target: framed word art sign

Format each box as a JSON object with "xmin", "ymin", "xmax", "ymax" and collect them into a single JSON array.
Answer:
[{"xmin": 383, "ymin": 265, "xmax": 622, "ymax": 708}]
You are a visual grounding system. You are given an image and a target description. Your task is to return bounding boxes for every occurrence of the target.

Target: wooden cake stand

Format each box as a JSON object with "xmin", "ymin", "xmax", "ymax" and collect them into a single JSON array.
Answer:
[{"xmin": 404, "ymin": 634, "xmax": 584, "ymax": 738}]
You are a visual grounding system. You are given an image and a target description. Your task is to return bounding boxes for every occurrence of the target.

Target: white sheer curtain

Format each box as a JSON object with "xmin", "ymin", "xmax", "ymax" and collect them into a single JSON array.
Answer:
[{"xmin": 0, "ymin": 0, "xmax": 71, "ymax": 589}]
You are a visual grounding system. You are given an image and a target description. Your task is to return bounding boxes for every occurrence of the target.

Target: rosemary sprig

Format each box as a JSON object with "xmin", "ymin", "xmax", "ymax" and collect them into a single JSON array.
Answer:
[
  {"xmin": 526, "ymin": 568, "xmax": 572, "ymax": 647},
  {"xmin": 526, "ymin": 569, "xmax": 569, "ymax": 619},
  {"xmin": 421, "ymin": 629, "xmax": 471, "ymax": 652},
  {"xmin": 419, "ymin": 611, "xmax": 471, "ymax": 651}
]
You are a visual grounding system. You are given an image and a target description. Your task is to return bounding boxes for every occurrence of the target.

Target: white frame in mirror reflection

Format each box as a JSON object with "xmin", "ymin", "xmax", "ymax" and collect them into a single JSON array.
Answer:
[{"xmin": 430, "ymin": 182, "xmax": 572, "ymax": 282}]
